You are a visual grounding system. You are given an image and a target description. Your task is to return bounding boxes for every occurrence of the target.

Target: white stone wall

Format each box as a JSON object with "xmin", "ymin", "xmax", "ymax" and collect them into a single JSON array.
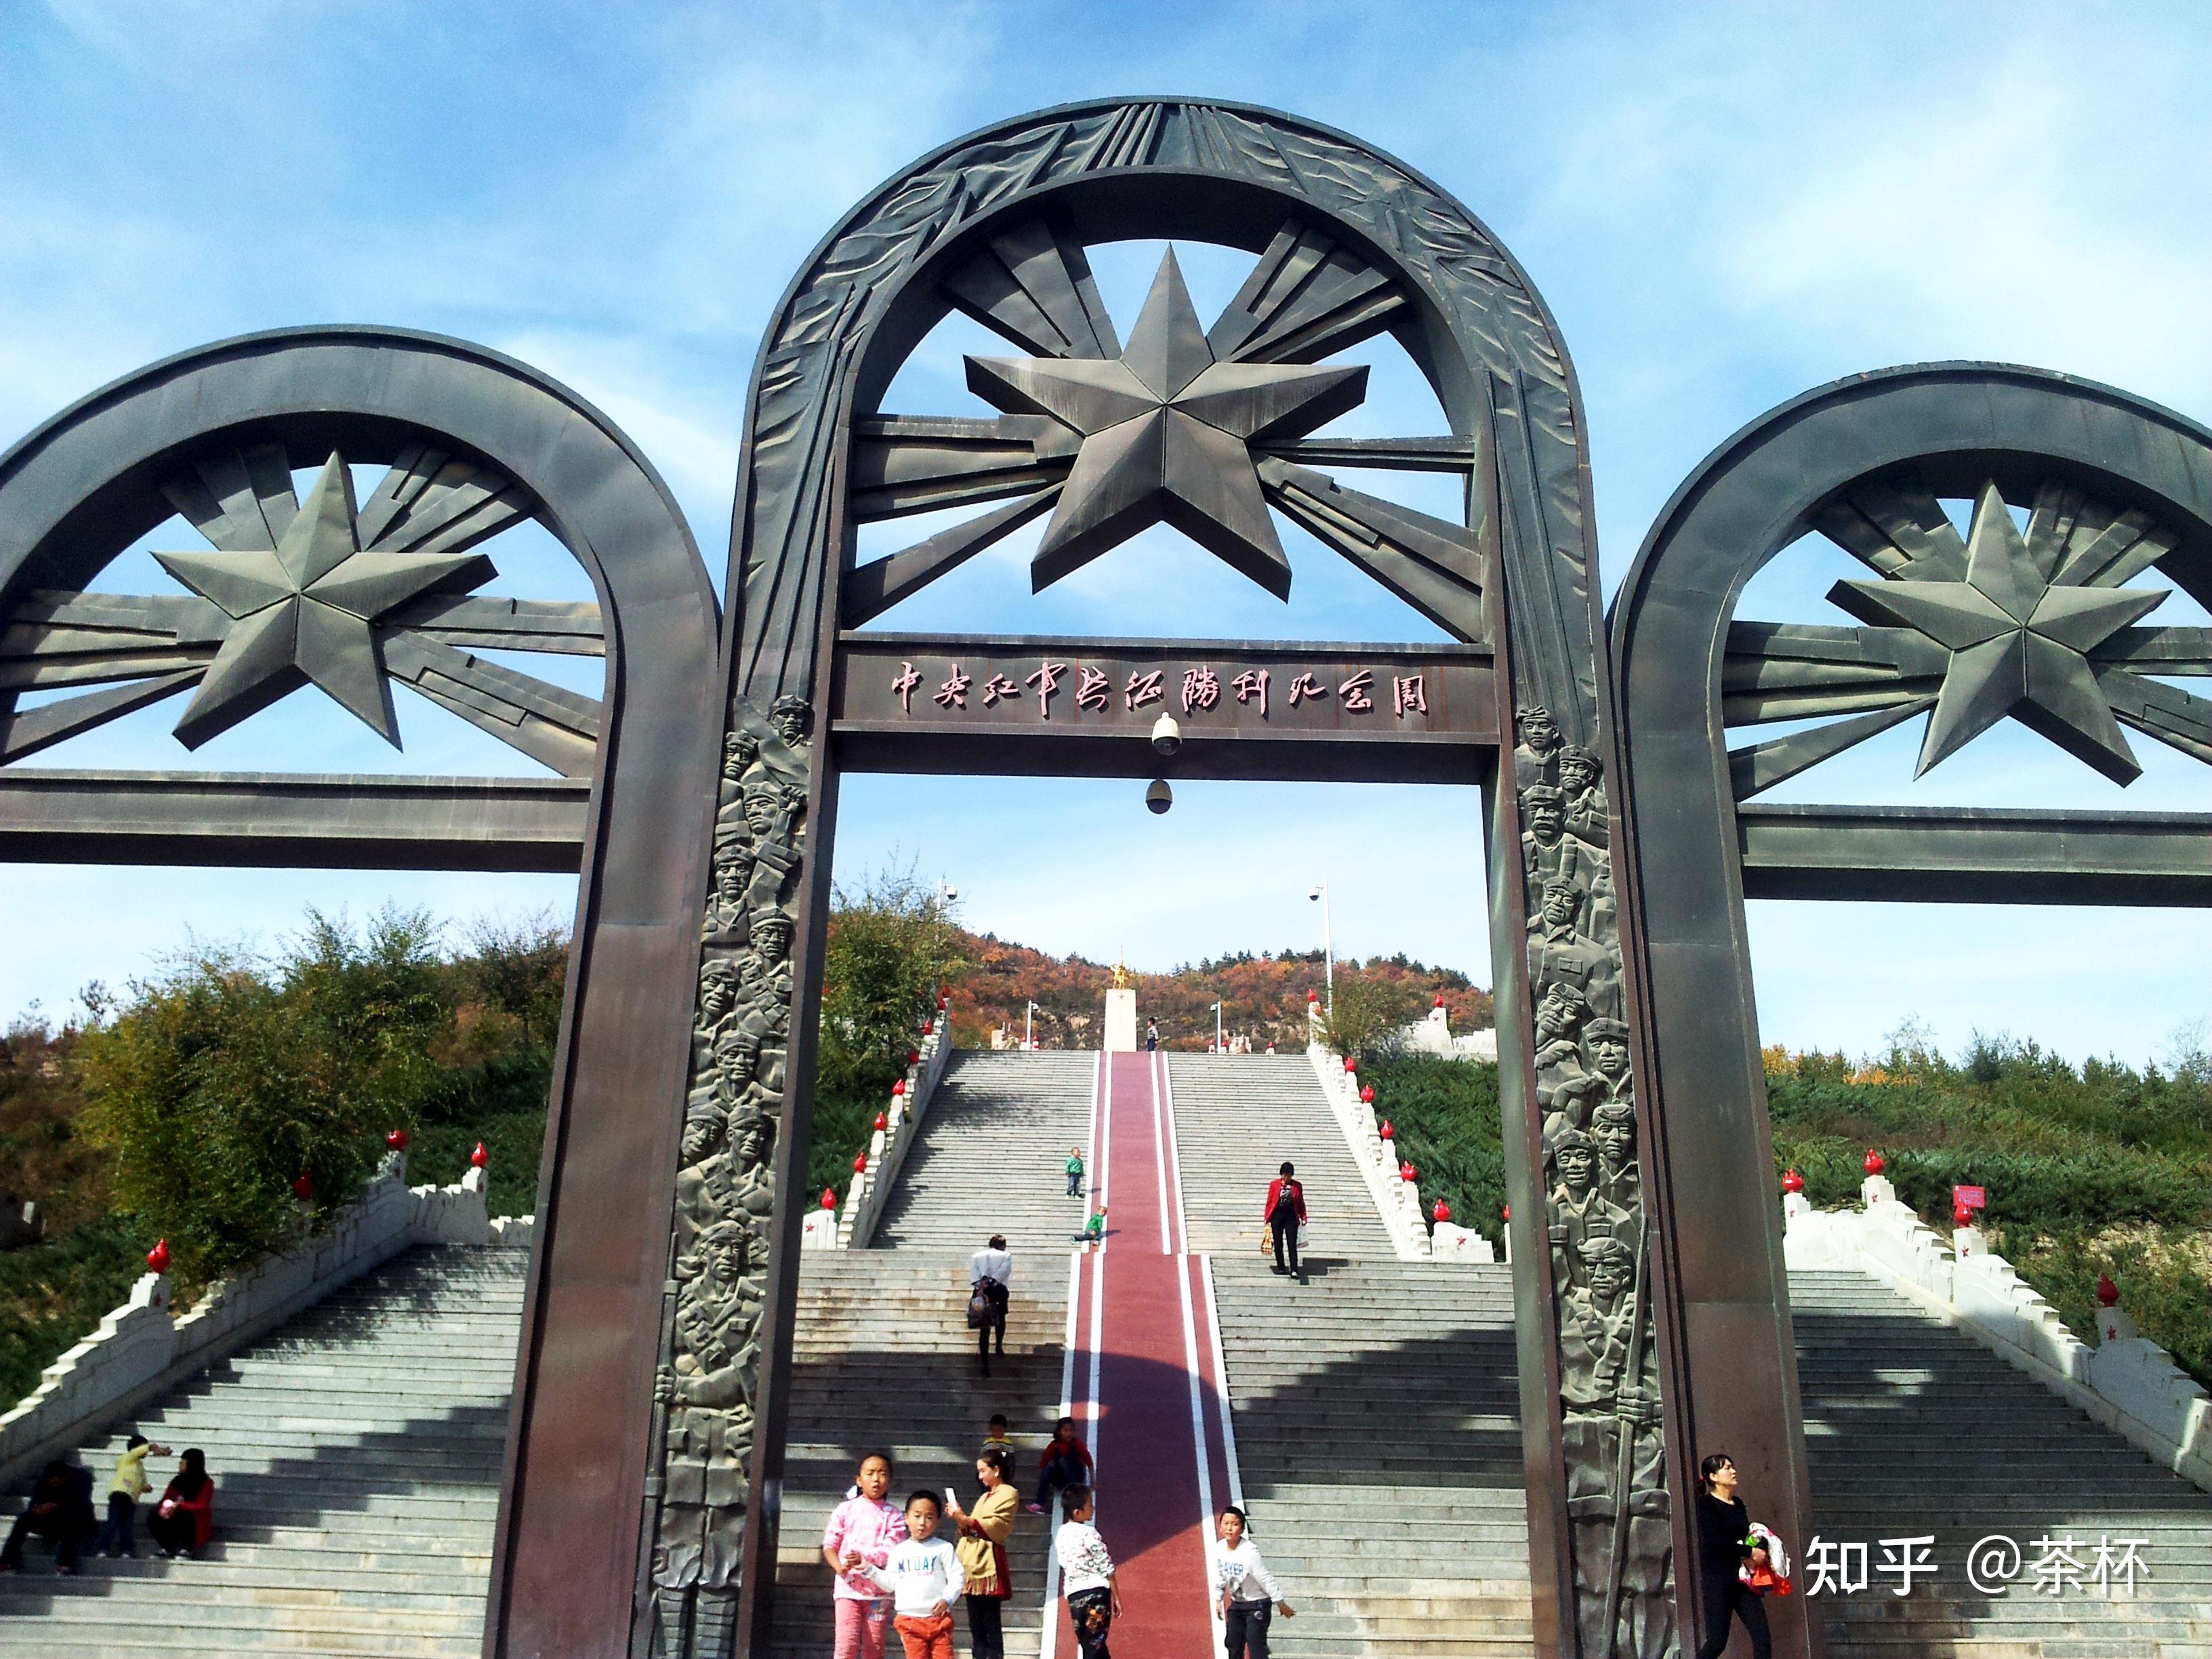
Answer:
[
  {"xmin": 829, "ymin": 1023, "xmax": 953, "ymax": 1250},
  {"xmin": 1785, "ymin": 1180, "xmax": 2212, "ymax": 1494},
  {"xmin": 0, "ymin": 1157, "xmax": 531, "ymax": 1490}
]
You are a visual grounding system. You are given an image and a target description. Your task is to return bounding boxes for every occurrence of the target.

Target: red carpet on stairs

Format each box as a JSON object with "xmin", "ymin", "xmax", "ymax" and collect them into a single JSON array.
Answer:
[{"xmin": 1053, "ymin": 1051, "xmax": 1237, "ymax": 1659}]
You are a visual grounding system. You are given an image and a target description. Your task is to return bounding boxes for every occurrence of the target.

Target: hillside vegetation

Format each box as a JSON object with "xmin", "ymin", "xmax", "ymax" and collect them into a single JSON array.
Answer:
[
  {"xmin": 944, "ymin": 930, "xmax": 1492, "ymax": 1053},
  {"xmin": 1357, "ymin": 1025, "xmax": 2212, "ymax": 1392}
]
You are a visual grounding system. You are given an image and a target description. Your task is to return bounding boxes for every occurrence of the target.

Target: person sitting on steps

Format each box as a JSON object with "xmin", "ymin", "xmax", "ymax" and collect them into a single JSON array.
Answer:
[
  {"xmin": 146, "ymin": 1448, "xmax": 213, "ymax": 1560},
  {"xmin": 1263, "ymin": 1162, "xmax": 1307, "ymax": 1278},
  {"xmin": 1025, "ymin": 1416, "xmax": 1093, "ymax": 1516}
]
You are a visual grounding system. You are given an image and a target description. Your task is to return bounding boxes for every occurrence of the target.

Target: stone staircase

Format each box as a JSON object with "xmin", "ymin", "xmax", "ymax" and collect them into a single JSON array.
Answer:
[
  {"xmin": 0, "ymin": 1245, "xmax": 525, "ymax": 1658},
  {"xmin": 771, "ymin": 1250, "xmax": 1066, "ymax": 1659},
  {"xmin": 873, "ymin": 1049, "xmax": 1097, "ymax": 1259},
  {"xmin": 1174, "ymin": 1054, "xmax": 1530, "ymax": 1655},
  {"xmin": 1208, "ymin": 1252, "xmax": 1534, "ymax": 1657},
  {"xmin": 1793, "ymin": 1267, "xmax": 2212, "ymax": 1659},
  {"xmin": 1168, "ymin": 1052, "xmax": 1394, "ymax": 1258}
]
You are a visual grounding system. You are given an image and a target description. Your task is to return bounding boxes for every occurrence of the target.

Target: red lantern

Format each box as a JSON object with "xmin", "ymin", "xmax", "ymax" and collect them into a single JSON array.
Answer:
[
  {"xmin": 1343, "ymin": 1056, "xmax": 1356, "ymax": 1073},
  {"xmin": 1501, "ymin": 1204, "xmax": 1511, "ymax": 1223},
  {"xmin": 385, "ymin": 1128, "xmax": 410, "ymax": 1151},
  {"xmin": 1431, "ymin": 1199, "xmax": 1452, "ymax": 1224},
  {"xmin": 293, "ymin": 1172, "xmax": 314, "ymax": 1202},
  {"xmin": 1307, "ymin": 989, "xmax": 1319, "ymax": 1004},
  {"xmin": 937, "ymin": 994, "xmax": 948, "ymax": 1010},
  {"xmin": 921, "ymin": 1019, "xmax": 935, "ymax": 1036},
  {"xmin": 891, "ymin": 1078, "xmax": 906, "ymax": 1098},
  {"xmin": 820, "ymin": 1187, "xmax": 837, "ymax": 1210},
  {"xmin": 1434, "ymin": 993, "xmax": 1446, "ymax": 1008},
  {"xmin": 1378, "ymin": 1119, "xmax": 1394, "ymax": 1141},
  {"xmin": 1952, "ymin": 1198, "xmax": 1973, "ymax": 1227},
  {"xmin": 2095, "ymin": 1272, "xmax": 2120, "ymax": 1307},
  {"xmin": 853, "ymin": 1152, "xmax": 868, "ymax": 1173},
  {"xmin": 1398, "ymin": 1160, "xmax": 1416, "ymax": 1183},
  {"xmin": 146, "ymin": 1239, "xmax": 170, "ymax": 1274},
  {"xmin": 1359, "ymin": 1084, "xmax": 1374, "ymax": 1104},
  {"xmin": 907, "ymin": 1050, "xmax": 920, "ymax": 1067},
  {"xmin": 873, "ymin": 1111, "xmax": 888, "ymax": 1132},
  {"xmin": 470, "ymin": 1142, "xmax": 489, "ymax": 1169},
  {"xmin": 1781, "ymin": 1168, "xmax": 1805, "ymax": 1195},
  {"xmin": 1862, "ymin": 1148, "xmax": 1885, "ymax": 1176}
]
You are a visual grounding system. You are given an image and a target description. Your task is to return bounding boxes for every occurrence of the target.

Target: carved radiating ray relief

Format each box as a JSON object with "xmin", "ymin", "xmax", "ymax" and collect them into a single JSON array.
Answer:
[
  {"xmin": 0, "ymin": 441, "xmax": 606, "ymax": 773},
  {"xmin": 1723, "ymin": 475, "xmax": 2212, "ymax": 797}
]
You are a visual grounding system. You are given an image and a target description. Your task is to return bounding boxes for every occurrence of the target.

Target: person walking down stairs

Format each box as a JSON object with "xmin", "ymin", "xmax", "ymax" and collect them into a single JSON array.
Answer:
[
  {"xmin": 1263, "ymin": 1162, "xmax": 1306, "ymax": 1279},
  {"xmin": 969, "ymin": 1234, "xmax": 1012, "ymax": 1378}
]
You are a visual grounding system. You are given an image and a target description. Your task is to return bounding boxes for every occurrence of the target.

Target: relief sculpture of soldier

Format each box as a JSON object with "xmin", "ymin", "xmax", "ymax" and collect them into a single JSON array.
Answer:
[
  {"xmin": 1513, "ymin": 705, "xmax": 1671, "ymax": 1658},
  {"xmin": 647, "ymin": 693, "xmax": 813, "ymax": 1654}
]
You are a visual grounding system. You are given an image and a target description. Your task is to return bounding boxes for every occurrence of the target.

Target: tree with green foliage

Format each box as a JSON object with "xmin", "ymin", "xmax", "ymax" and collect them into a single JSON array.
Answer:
[
  {"xmin": 1324, "ymin": 970, "xmax": 1422, "ymax": 1062},
  {"xmin": 74, "ymin": 907, "xmax": 519, "ymax": 1291}
]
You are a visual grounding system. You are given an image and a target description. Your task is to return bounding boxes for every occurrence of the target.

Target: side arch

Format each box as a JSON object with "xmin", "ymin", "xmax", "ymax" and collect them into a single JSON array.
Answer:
[
  {"xmin": 1607, "ymin": 361, "xmax": 2212, "ymax": 1656},
  {"xmin": 0, "ymin": 327, "xmax": 724, "ymax": 1659}
]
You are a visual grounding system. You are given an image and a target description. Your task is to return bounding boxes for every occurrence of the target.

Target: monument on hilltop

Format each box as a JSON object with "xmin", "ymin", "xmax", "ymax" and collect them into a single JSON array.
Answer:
[{"xmin": 1104, "ymin": 958, "xmax": 1137, "ymax": 1052}]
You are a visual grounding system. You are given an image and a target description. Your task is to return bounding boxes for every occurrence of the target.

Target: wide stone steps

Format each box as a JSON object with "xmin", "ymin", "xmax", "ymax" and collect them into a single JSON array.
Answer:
[
  {"xmin": 1208, "ymin": 1250, "xmax": 1532, "ymax": 1657},
  {"xmin": 0, "ymin": 1245, "xmax": 526, "ymax": 1658},
  {"xmin": 1168, "ymin": 1053, "xmax": 1396, "ymax": 1258},
  {"xmin": 872, "ymin": 1050, "xmax": 1097, "ymax": 1261},
  {"xmin": 769, "ymin": 1250, "xmax": 1069, "ymax": 1659},
  {"xmin": 1789, "ymin": 1267, "xmax": 2212, "ymax": 1658}
]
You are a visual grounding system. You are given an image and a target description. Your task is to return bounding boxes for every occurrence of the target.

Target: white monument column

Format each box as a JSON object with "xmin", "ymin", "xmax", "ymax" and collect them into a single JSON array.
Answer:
[{"xmin": 1103, "ymin": 959, "xmax": 1137, "ymax": 1052}]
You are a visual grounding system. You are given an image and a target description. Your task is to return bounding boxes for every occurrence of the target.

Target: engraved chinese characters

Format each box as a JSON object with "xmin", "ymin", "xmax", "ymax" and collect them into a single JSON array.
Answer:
[
  {"xmin": 1517, "ymin": 707, "xmax": 1671, "ymax": 1659},
  {"xmin": 648, "ymin": 693, "xmax": 811, "ymax": 1654}
]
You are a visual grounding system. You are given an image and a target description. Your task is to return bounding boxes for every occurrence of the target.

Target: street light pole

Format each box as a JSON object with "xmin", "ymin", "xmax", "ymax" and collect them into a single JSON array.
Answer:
[
  {"xmin": 1025, "ymin": 1000, "xmax": 1038, "ymax": 1051},
  {"xmin": 1309, "ymin": 882, "xmax": 1334, "ymax": 1021},
  {"xmin": 1212, "ymin": 999, "xmax": 1223, "ymax": 1053}
]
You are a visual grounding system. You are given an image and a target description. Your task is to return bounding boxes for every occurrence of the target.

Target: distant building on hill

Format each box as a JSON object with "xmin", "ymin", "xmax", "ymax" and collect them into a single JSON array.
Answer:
[{"xmin": 1399, "ymin": 1002, "xmax": 1498, "ymax": 1061}]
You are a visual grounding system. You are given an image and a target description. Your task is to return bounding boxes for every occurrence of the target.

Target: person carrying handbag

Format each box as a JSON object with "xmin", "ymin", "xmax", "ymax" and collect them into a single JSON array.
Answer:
[
  {"xmin": 1262, "ymin": 1164, "xmax": 1306, "ymax": 1278},
  {"xmin": 968, "ymin": 1234, "xmax": 1011, "ymax": 1378}
]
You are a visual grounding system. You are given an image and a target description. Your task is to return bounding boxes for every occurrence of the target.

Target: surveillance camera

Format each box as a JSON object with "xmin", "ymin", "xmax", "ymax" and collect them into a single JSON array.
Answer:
[
  {"xmin": 1309, "ymin": 887, "xmax": 1322, "ymax": 901},
  {"xmin": 943, "ymin": 886, "xmax": 958, "ymax": 902},
  {"xmin": 1150, "ymin": 713, "xmax": 1181, "ymax": 757},
  {"xmin": 1145, "ymin": 778, "xmax": 1172, "ymax": 815}
]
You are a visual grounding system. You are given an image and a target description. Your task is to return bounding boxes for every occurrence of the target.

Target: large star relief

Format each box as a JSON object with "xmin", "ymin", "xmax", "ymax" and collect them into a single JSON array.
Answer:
[
  {"xmin": 964, "ymin": 250, "xmax": 1368, "ymax": 597},
  {"xmin": 1832, "ymin": 480, "xmax": 2166, "ymax": 783},
  {"xmin": 155, "ymin": 453, "xmax": 493, "ymax": 747}
]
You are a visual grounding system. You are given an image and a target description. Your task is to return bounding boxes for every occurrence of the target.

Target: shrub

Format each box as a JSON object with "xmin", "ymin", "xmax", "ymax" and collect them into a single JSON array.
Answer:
[{"xmin": 1361, "ymin": 1055, "xmax": 1507, "ymax": 1245}]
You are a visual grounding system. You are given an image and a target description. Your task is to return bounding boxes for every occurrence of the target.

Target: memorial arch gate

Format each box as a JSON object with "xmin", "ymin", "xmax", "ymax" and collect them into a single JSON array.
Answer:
[{"xmin": 1, "ymin": 98, "xmax": 2205, "ymax": 1659}]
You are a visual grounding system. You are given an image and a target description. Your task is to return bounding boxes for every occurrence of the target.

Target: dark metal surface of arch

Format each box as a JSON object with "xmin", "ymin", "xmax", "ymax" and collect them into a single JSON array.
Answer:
[
  {"xmin": 627, "ymin": 96, "xmax": 1692, "ymax": 1659},
  {"xmin": 1607, "ymin": 362, "xmax": 2212, "ymax": 1656},
  {"xmin": 0, "ymin": 327, "xmax": 724, "ymax": 1659}
]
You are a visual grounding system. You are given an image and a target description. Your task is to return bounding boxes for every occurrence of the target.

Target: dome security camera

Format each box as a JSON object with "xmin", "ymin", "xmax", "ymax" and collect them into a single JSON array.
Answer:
[
  {"xmin": 1145, "ymin": 778, "xmax": 1172, "ymax": 815},
  {"xmin": 1150, "ymin": 713, "xmax": 1181, "ymax": 757}
]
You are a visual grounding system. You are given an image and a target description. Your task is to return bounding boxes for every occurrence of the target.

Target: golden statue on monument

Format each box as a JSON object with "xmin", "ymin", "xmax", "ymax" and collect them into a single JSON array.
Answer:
[{"xmin": 1110, "ymin": 958, "xmax": 1132, "ymax": 989}]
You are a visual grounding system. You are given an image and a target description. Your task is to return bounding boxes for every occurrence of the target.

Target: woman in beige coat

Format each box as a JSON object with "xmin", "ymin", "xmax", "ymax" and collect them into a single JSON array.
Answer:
[{"xmin": 945, "ymin": 1448, "xmax": 1017, "ymax": 1659}]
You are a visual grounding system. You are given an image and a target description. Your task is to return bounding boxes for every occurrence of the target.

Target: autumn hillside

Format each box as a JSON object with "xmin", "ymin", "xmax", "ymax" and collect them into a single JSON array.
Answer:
[{"xmin": 940, "ymin": 930, "xmax": 1495, "ymax": 1051}]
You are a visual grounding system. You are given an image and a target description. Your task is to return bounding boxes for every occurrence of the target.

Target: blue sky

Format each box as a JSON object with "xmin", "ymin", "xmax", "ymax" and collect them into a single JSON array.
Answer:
[{"xmin": 1, "ymin": 1, "xmax": 2205, "ymax": 1062}]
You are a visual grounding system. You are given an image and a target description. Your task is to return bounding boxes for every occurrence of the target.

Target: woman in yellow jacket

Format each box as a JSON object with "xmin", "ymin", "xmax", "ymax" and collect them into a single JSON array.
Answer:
[{"xmin": 945, "ymin": 1448, "xmax": 1017, "ymax": 1659}]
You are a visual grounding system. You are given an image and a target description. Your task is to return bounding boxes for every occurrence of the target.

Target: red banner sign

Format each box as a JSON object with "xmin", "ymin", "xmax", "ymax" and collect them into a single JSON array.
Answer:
[{"xmin": 1952, "ymin": 1185, "xmax": 1986, "ymax": 1211}]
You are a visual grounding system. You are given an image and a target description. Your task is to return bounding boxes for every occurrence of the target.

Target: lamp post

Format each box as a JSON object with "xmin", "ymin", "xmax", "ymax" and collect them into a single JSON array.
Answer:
[
  {"xmin": 1211, "ymin": 998, "xmax": 1224, "ymax": 1053},
  {"xmin": 1024, "ymin": 999, "xmax": 1038, "ymax": 1051},
  {"xmin": 934, "ymin": 876, "xmax": 958, "ymax": 1014},
  {"xmin": 1308, "ymin": 882, "xmax": 1334, "ymax": 1020}
]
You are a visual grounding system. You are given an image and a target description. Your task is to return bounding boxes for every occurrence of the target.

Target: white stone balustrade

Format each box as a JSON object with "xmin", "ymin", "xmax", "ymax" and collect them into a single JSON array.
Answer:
[
  {"xmin": 1305, "ymin": 1041, "xmax": 1499, "ymax": 1264},
  {"xmin": 821, "ymin": 1022, "xmax": 953, "ymax": 1250},
  {"xmin": 0, "ymin": 1155, "xmax": 533, "ymax": 1490},
  {"xmin": 1784, "ymin": 1176, "xmax": 2211, "ymax": 1494}
]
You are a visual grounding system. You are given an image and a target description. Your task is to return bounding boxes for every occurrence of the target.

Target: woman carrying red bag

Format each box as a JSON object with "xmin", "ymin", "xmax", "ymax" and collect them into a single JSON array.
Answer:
[{"xmin": 146, "ymin": 1449, "xmax": 213, "ymax": 1559}]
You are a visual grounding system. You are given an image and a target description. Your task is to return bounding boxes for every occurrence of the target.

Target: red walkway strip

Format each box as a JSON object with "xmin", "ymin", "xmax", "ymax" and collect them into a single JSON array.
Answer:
[{"xmin": 1053, "ymin": 1052, "xmax": 1232, "ymax": 1658}]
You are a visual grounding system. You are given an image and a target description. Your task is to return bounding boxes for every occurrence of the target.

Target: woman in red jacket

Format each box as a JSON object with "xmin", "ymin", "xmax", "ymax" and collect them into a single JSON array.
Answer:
[
  {"xmin": 1263, "ymin": 1162, "xmax": 1307, "ymax": 1277},
  {"xmin": 146, "ymin": 1449, "xmax": 213, "ymax": 1559}
]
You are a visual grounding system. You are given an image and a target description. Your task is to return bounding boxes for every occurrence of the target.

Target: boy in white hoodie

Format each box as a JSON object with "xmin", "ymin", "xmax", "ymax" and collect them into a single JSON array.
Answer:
[{"xmin": 862, "ymin": 1490, "xmax": 964, "ymax": 1659}]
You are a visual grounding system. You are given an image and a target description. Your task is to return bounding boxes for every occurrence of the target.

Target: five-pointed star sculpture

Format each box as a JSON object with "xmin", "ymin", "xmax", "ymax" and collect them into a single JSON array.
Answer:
[
  {"xmin": 964, "ymin": 249, "xmax": 1368, "ymax": 597},
  {"xmin": 1830, "ymin": 480, "xmax": 2165, "ymax": 783},
  {"xmin": 155, "ymin": 452, "xmax": 491, "ymax": 748}
]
